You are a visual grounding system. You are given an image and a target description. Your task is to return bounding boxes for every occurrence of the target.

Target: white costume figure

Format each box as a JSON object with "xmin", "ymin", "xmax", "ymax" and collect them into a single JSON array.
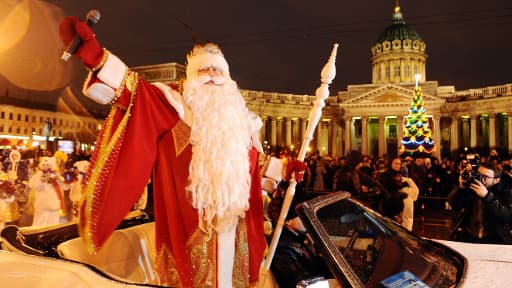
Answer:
[
  {"xmin": 29, "ymin": 157, "xmax": 68, "ymax": 227},
  {"xmin": 0, "ymin": 170, "xmax": 15, "ymax": 231},
  {"xmin": 7, "ymin": 149, "xmax": 21, "ymax": 182},
  {"xmin": 69, "ymin": 160, "xmax": 89, "ymax": 221},
  {"xmin": 401, "ymin": 176, "xmax": 419, "ymax": 231}
]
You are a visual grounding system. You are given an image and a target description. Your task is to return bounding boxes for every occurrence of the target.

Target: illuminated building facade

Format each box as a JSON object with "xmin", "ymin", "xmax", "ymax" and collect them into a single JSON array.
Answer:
[{"xmin": 133, "ymin": 3, "xmax": 511, "ymax": 160}]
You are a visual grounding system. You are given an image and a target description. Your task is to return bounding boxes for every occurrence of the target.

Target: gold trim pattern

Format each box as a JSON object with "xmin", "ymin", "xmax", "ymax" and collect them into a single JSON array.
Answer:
[
  {"xmin": 80, "ymin": 71, "xmax": 139, "ymax": 254},
  {"xmin": 233, "ymin": 218, "xmax": 250, "ymax": 287},
  {"xmin": 189, "ymin": 227, "xmax": 216, "ymax": 287},
  {"xmin": 155, "ymin": 244, "xmax": 179, "ymax": 286},
  {"xmin": 171, "ymin": 120, "xmax": 191, "ymax": 157},
  {"xmin": 87, "ymin": 48, "xmax": 109, "ymax": 72}
]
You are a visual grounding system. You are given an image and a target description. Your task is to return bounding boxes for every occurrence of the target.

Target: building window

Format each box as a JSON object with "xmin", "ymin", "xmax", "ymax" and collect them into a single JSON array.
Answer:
[
  {"xmin": 385, "ymin": 66, "xmax": 391, "ymax": 79},
  {"xmin": 8, "ymin": 127, "xmax": 12, "ymax": 133},
  {"xmin": 17, "ymin": 114, "xmax": 21, "ymax": 121},
  {"xmin": 16, "ymin": 127, "xmax": 20, "ymax": 134},
  {"xmin": 405, "ymin": 65, "xmax": 410, "ymax": 78},
  {"xmin": 9, "ymin": 113, "xmax": 13, "ymax": 120},
  {"xmin": 394, "ymin": 65, "xmax": 400, "ymax": 77},
  {"xmin": 25, "ymin": 115, "xmax": 29, "ymax": 122},
  {"xmin": 0, "ymin": 112, "xmax": 4, "ymax": 119}
]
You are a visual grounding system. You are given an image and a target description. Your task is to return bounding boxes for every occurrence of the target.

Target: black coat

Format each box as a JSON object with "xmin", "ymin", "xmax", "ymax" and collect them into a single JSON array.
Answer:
[{"xmin": 450, "ymin": 182, "xmax": 512, "ymax": 244}]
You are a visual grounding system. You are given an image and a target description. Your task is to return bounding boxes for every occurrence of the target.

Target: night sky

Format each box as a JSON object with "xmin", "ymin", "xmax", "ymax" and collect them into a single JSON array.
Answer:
[{"xmin": 1, "ymin": 0, "xmax": 511, "ymax": 109}]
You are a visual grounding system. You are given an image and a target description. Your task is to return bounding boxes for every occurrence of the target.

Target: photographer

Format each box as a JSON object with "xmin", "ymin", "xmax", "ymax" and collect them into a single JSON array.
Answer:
[{"xmin": 449, "ymin": 161, "xmax": 512, "ymax": 244}]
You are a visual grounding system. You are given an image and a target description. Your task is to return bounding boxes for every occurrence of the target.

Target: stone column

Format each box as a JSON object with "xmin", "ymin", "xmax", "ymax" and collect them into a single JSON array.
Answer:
[
  {"xmin": 397, "ymin": 115, "xmax": 404, "ymax": 152},
  {"xmin": 450, "ymin": 115, "xmax": 459, "ymax": 153},
  {"xmin": 331, "ymin": 120, "xmax": 339, "ymax": 157},
  {"xmin": 344, "ymin": 117, "xmax": 352, "ymax": 155},
  {"xmin": 285, "ymin": 118, "xmax": 292, "ymax": 146},
  {"xmin": 508, "ymin": 115, "xmax": 512, "ymax": 153},
  {"xmin": 433, "ymin": 115, "xmax": 441, "ymax": 159},
  {"xmin": 470, "ymin": 114, "xmax": 477, "ymax": 150},
  {"xmin": 378, "ymin": 116, "xmax": 385, "ymax": 157},
  {"xmin": 260, "ymin": 116, "xmax": 267, "ymax": 144},
  {"xmin": 270, "ymin": 117, "xmax": 277, "ymax": 149},
  {"xmin": 361, "ymin": 116, "xmax": 368, "ymax": 155},
  {"xmin": 300, "ymin": 118, "xmax": 307, "ymax": 146},
  {"xmin": 489, "ymin": 113, "xmax": 496, "ymax": 149},
  {"xmin": 316, "ymin": 121, "xmax": 323, "ymax": 155}
]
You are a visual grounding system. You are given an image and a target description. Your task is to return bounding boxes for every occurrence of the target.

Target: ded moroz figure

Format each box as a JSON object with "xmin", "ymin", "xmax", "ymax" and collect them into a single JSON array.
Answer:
[{"xmin": 57, "ymin": 12, "xmax": 310, "ymax": 287}]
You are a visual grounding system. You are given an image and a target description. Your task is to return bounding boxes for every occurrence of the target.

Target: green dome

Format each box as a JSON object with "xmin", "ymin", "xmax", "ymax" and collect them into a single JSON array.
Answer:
[{"xmin": 375, "ymin": 9, "xmax": 423, "ymax": 44}]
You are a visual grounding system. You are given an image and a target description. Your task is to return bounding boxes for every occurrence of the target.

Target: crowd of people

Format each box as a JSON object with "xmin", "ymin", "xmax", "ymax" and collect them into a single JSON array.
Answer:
[
  {"xmin": 261, "ymin": 147, "xmax": 512, "ymax": 285},
  {"xmin": 271, "ymin": 148, "xmax": 512, "ymax": 237},
  {"xmin": 0, "ymin": 147, "xmax": 90, "ymax": 229}
]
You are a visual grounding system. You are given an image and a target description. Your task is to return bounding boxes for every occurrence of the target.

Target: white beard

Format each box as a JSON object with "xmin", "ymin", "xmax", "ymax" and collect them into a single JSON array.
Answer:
[{"xmin": 183, "ymin": 74, "xmax": 252, "ymax": 234}]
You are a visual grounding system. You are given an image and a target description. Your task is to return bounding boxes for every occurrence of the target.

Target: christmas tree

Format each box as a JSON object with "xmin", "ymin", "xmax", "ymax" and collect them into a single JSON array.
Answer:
[{"xmin": 400, "ymin": 74, "xmax": 435, "ymax": 156}]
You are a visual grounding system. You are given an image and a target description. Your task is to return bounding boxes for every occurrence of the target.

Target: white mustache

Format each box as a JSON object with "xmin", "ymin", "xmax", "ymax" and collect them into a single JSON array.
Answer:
[{"xmin": 196, "ymin": 74, "xmax": 225, "ymax": 85}]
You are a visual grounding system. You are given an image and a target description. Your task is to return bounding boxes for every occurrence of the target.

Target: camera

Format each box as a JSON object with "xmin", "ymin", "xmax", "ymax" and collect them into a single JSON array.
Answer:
[
  {"xmin": 461, "ymin": 153, "xmax": 481, "ymax": 187},
  {"xmin": 461, "ymin": 170, "xmax": 482, "ymax": 187}
]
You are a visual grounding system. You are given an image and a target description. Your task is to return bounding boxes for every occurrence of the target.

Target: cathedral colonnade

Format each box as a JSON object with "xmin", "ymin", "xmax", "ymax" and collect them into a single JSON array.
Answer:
[
  {"xmin": 259, "ymin": 116, "xmax": 344, "ymax": 158},
  {"xmin": 130, "ymin": 53, "xmax": 512, "ymax": 161},
  {"xmin": 258, "ymin": 109, "xmax": 511, "ymax": 161}
]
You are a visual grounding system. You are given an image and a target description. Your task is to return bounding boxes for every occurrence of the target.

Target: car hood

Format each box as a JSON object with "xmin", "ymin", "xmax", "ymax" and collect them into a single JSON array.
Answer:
[{"xmin": 434, "ymin": 240, "xmax": 512, "ymax": 287}]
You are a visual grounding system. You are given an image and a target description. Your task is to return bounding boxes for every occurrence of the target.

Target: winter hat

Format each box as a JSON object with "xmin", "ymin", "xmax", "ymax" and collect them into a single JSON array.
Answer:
[{"xmin": 186, "ymin": 43, "xmax": 230, "ymax": 79}]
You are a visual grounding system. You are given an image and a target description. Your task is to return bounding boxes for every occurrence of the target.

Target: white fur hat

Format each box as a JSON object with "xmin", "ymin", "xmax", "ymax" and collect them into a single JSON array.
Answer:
[
  {"xmin": 73, "ymin": 160, "xmax": 90, "ymax": 174},
  {"xmin": 39, "ymin": 156, "xmax": 56, "ymax": 170},
  {"xmin": 186, "ymin": 43, "xmax": 230, "ymax": 79}
]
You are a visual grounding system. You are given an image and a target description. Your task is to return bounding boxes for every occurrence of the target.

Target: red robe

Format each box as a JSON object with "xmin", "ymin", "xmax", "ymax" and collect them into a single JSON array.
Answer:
[{"xmin": 80, "ymin": 70, "xmax": 266, "ymax": 287}]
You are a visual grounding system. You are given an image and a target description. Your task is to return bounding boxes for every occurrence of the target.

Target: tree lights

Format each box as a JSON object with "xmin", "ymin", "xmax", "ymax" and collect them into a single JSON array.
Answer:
[{"xmin": 400, "ymin": 74, "xmax": 435, "ymax": 156}]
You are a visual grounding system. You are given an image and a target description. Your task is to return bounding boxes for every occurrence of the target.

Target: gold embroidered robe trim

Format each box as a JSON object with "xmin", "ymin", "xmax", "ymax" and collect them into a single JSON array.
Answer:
[
  {"xmin": 155, "ymin": 218, "xmax": 251, "ymax": 287},
  {"xmin": 172, "ymin": 120, "xmax": 191, "ymax": 157}
]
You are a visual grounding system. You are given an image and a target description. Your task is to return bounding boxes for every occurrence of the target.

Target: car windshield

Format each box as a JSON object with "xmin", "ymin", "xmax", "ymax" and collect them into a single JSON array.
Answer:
[{"xmin": 300, "ymin": 193, "xmax": 465, "ymax": 288}]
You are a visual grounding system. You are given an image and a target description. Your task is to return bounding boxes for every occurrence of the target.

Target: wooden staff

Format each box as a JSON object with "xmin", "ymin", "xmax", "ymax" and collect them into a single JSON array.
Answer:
[{"xmin": 258, "ymin": 43, "xmax": 339, "ymax": 287}]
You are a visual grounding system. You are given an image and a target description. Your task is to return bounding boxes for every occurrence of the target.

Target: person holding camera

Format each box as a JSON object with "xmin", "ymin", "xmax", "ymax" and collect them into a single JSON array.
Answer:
[{"xmin": 449, "ymin": 161, "xmax": 512, "ymax": 244}]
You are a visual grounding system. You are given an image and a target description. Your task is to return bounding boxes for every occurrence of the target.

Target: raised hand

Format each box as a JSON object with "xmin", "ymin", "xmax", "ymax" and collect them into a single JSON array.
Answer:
[{"xmin": 58, "ymin": 16, "xmax": 105, "ymax": 69}]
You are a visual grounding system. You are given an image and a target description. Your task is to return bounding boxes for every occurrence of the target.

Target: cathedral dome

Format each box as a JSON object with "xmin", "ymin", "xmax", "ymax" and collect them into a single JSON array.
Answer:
[
  {"xmin": 371, "ymin": 4, "xmax": 427, "ymax": 85},
  {"xmin": 376, "ymin": 8, "xmax": 423, "ymax": 44}
]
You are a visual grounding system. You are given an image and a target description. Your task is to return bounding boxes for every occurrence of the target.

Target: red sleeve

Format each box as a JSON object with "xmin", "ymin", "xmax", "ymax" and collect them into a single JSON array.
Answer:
[{"xmin": 81, "ymin": 77, "xmax": 180, "ymax": 251}]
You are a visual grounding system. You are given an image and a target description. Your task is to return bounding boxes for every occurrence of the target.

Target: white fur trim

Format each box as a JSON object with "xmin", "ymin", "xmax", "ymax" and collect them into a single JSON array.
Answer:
[
  {"xmin": 248, "ymin": 111, "xmax": 263, "ymax": 152},
  {"xmin": 97, "ymin": 53, "xmax": 128, "ymax": 89},
  {"xmin": 186, "ymin": 53, "xmax": 230, "ymax": 79},
  {"xmin": 85, "ymin": 82, "xmax": 116, "ymax": 104},
  {"xmin": 153, "ymin": 82, "xmax": 193, "ymax": 126},
  {"xmin": 251, "ymin": 134, "xmax": 263, "ymax": 153},
  {"xmin": 217, "ymin": 224, "xmax": 236, "ymax": 288}
]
